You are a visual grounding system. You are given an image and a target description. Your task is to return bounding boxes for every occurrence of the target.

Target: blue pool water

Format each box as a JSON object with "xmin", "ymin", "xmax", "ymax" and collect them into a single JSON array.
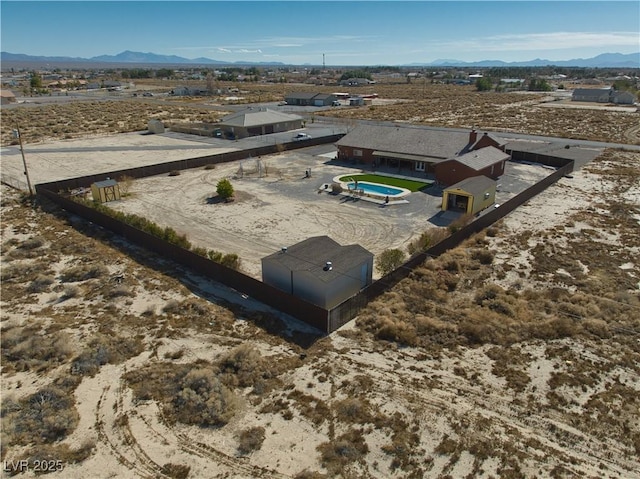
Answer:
[{"xmin": 347, "ymin": 181, "xmax": 404, "ymax": 196}]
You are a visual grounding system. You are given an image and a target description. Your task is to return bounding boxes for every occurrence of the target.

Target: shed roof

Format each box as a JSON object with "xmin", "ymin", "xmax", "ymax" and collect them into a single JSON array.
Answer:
[
  {"xmin": 336, "ymin": 124, "xmax": 476, "ymax": 160},
  {"xmin": 262, "ymin": 236, "xmax": 373, "ymax": 283},
  {"xmin": 445, "ymin": 175, "xmax": 496, "ymax": 197},
  {"xmin": 448, "ymin": 146, "xmax": 509, "ymax": 171},
  {"xmin": 93, "ymin": 179, "xmax": 118, "ymax": 188},
  {"xmin": 219, "ymin": 108, "xmax": 302, "ymax": 127}
]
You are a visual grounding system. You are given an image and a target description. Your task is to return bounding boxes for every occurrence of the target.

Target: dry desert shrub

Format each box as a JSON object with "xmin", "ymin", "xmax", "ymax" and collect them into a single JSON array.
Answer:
[
  {"xmin": 334, "ymin": 397, "xmax": 374, "ymax": 425},
  {"xmin": 218, "ymin": 343, "xmax": 275, "ymax": 393},
  {"xmin": 317, "ymin": 429, "xmax": 369, "ymax": 475},
  {"xmin": 171, "ymin": 368, "xmax": 239, "ymax": 427},
  {"xmin": 59, "ymin": 263, "xmax": 109, "ymax": 282},
  {"xmin": 236, "ymin": 426, "xmax": 266, "ymax": 455},
  {"xmin": 2, "ymin": 386, "xmax": 79, "ymax": 446},
  {"xmin": 1, "ymin": 327, "xmax": 74, "ymax": 374},
  {"xmin": 70, "ymin": 333, "xmax": 144, "ymax": 376},
  {"xmin": 160, "ymin": 464, "xmax": 191, "ymax": 479},
  {"xmin": 285, "ymin": 390, "xmax": 330, "ymax": 425},
  {"xmin": 26, "ymin": 274, "xmax": 55, "ymax": 293}
]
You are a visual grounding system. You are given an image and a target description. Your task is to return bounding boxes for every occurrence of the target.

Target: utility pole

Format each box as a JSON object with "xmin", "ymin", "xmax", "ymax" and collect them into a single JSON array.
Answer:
[{"xmin": 13, "ymin": 126, "xmax": 33, "ymax": 196}]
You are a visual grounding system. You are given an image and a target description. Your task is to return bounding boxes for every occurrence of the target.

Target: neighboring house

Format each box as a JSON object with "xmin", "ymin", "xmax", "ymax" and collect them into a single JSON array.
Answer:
[
  {"xmin": 261, "ymin": 236, "xmax": 374, "ymax": 310},
  {"xmin": 171, "ymin": 86, "xmax": 210, "ymax": 96},
  {"xmin": 441, "ymin": 175, "xmax": 497, "ymax": 215},
  {"xmin": 284, "ymin": 92, "xmax": 338, "ymax": 106},
  {"xmin": 339, "ymin": 77, "xmax": 373, "ymax": 87},
  {"xmin": 572, "ymin": 87, "xmax": 636, "ymax": 105},
  {"xmin": 217, "ymin": 107, "xmax": 303, "ymax": 139},
  {"xmin": 434, "ymin": 146, "xmax": 509, "ymax": 185},
  {"xmin": 91, "ymin": 179, "xmax": 121, "ymax": 203},
  {"xmin": 611, "ymin": 91, "xmax": 636, "ymax": 105},
  {"xmin": 335, "ymin": 125, "xmax": 508, "ymax": 185},
  {"xmin": 0, "ymin": 89, "xmax": 17, "ymax": 105}
]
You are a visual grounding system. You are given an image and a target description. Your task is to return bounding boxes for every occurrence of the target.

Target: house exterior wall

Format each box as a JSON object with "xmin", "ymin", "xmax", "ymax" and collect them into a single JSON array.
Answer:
[
  {"xmin": 337, "ymin": 145, "xmax": 375, "ymax": 164},
  {"xmin": 435, "ymin": 161, "xmax": 477, "ymax": 186},
  {"xmin": 435, "ymin": 160, "xmax": 505, "ymax": 186},
  {"xmin": 612, "ymin": 91, "xmax": 635, "ymax": 104},
  {"xmin": 264, "ymin": 255, "xmax": 373, "ymax": 309},
  {"xmin": 261, "ymin": 259, "xmax": 293, "ymax": 293},
  {"xmin": 294, "ymin": 260, "xmax": 371, "ymax": 309}
]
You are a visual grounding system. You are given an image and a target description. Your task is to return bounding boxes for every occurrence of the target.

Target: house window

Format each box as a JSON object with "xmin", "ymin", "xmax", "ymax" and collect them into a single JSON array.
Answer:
[
  {"xmin": 353, "ymin": 149, "xmax": 362, "ymax": 157},
  {"xmin": 415, "ymin": 161, "xmax": 426, "ymax": 171}
]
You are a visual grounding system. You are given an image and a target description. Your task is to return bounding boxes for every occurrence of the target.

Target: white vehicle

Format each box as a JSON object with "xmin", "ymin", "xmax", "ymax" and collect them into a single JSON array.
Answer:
[{"xmin": 293, "ymin": 133, "xmax": 312, "ymax": 141}]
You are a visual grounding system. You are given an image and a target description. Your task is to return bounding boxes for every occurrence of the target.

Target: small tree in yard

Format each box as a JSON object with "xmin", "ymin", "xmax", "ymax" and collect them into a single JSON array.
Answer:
[
  {"xmin": 216, "ymin": 178, "xmax": 234, "ymax": 201},
  {"xmin": 376, "ymin": 249, "xmax": 406, "ymax": 275}
]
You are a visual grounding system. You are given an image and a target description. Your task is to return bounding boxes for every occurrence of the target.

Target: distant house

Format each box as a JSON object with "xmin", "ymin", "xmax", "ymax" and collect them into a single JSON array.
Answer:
[
  {"xmin": 217, "ymin": 107, "xmax": 303, "ymax": 138},
  {"xmin": 0, "ymin": 89, "xmax": 17, "ymax": 105},
  {"xmin": 261, "ymin": 236, "xmax": 373, "ymax": 309},
  {"xmin": 284, "ymin": 92, "xmax": 338, "ymax": 106},
  {"xmin": 91, "ymin": 179, "xmax": 121, "ymax": 203},
  {"xmin": 442, "ymin": 175, "xmax": 497, "ymax": 215},
  {"xmin": 572, "ymin": 87, "xmax": 636, "ymax": 105},
  {"xmin": 339, "ymin": 77, "xmax": 373, "ymax": 87},
  {"xmin": 171, "ymin": 86, "xmax": 210, "ymax": 96},
  {"xmin": 335, "ymin": 125, "xmax": 509, "ymax": 185}
]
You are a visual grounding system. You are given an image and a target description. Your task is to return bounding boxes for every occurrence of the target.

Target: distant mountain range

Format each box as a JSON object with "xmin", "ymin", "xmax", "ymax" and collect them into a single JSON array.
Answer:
[
  {"xmin": 0, "ymin": 50, "xmax": 285, "ymax": 66},
  {"xmin": 411, "ymin": 52, "xmax": 640, "ymax": 69},
  {"xmin": 1, "ymin": 50, "xmax": 639, "ymax": 68}
]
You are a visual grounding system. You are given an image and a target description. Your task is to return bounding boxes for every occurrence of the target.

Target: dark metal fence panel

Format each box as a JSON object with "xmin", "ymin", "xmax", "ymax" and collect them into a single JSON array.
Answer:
[{"xmin": 36, "ymin": 187, "xmax": 329, "ymax": 332}]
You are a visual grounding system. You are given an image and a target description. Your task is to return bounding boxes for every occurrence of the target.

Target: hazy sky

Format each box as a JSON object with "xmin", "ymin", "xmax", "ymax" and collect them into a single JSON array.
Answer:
[{"xmin": 1, "ymin": 1, "xmax": 639, "ymax": 65}]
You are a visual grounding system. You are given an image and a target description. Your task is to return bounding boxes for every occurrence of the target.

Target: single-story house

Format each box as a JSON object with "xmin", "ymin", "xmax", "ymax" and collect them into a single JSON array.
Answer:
[
  {"xmin": 262, "ymin": 236, "xmax": 374, "ymax": 310},
  {"xmin": 335, "ymin": 125, "xmax": 508, "ymax": 185},
  {"xmin": 442, "ymin": 176, "xmax": 497, "ymax": 215},
  {"xmin": 339, "ymin": 77, "xmax": 373, "ymax": 87},
  {"xmin": 434, "ymin": 146, "xmax": 509, "ymax": 185},
  {"xmin": 217, "ymin": 107, "xmax": 303, "ymax": 139},
  {"xmin": 171, "ymin": 86, "xmax": 210, "ymax": 96},
  {"xmin": 91, "ymin": 179, "xmax": 121, "ymax": 203},
  {"xmin": 284, "ymin": 92, "xmax": 338, "ymax": 106},
  {"xmin": 0, "ymin": 89, "xmax": 17, "ymax": 105},
  {"xmin": 572, "ymin": 87, "xmax": 636, "ymax": 105}
]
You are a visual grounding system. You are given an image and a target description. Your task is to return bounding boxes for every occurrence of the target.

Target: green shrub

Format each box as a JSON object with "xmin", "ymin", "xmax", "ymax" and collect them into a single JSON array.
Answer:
[
  {"xmin": 216, "ymin": 178, "xmax": 234, "ymax": 201},
  {"xmin": 376, "ymin": 249, "xmax": 406, "ymax": 275}
]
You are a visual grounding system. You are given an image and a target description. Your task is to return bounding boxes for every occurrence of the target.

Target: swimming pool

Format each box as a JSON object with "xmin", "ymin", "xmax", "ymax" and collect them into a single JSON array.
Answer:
[{"xmin": 346, "ymin": 181, "xmax": 408, "ymax": 198}]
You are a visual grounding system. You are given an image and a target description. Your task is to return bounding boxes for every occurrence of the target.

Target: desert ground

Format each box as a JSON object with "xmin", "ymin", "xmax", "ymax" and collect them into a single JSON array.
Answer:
[{"xmin": 1, "ymin": 82, "xmax": 639, "ymax": 479}]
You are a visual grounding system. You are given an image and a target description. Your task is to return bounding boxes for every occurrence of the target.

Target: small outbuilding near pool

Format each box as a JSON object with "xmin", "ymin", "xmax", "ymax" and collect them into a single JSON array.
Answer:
[
  {"xmin": 261, "ymin": 236, "xmax": 373, "ymax": 309},
  {"xmin": 442, "ymin": 175, "xmax": 496, "ymax": 215}
]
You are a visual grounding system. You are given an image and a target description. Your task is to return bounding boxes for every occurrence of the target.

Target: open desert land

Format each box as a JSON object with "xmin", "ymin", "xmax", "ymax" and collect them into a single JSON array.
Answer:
[{"xmin": 1, "ymin": 83, "xmax": 640, "ymax": 479}]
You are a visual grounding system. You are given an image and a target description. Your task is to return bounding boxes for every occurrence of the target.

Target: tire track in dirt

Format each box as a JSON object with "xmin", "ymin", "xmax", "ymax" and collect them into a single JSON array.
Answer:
[
  {"xmin": 95, "ymin": 385, "xmax": 169, "ymax": 479},
  {"xmin": 334, "ymin": 346, "xmax": 639, "ymax": 478},
  {"xmin": 624, "ymin": 123, "xmax": 640, "ymax": 144}
]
